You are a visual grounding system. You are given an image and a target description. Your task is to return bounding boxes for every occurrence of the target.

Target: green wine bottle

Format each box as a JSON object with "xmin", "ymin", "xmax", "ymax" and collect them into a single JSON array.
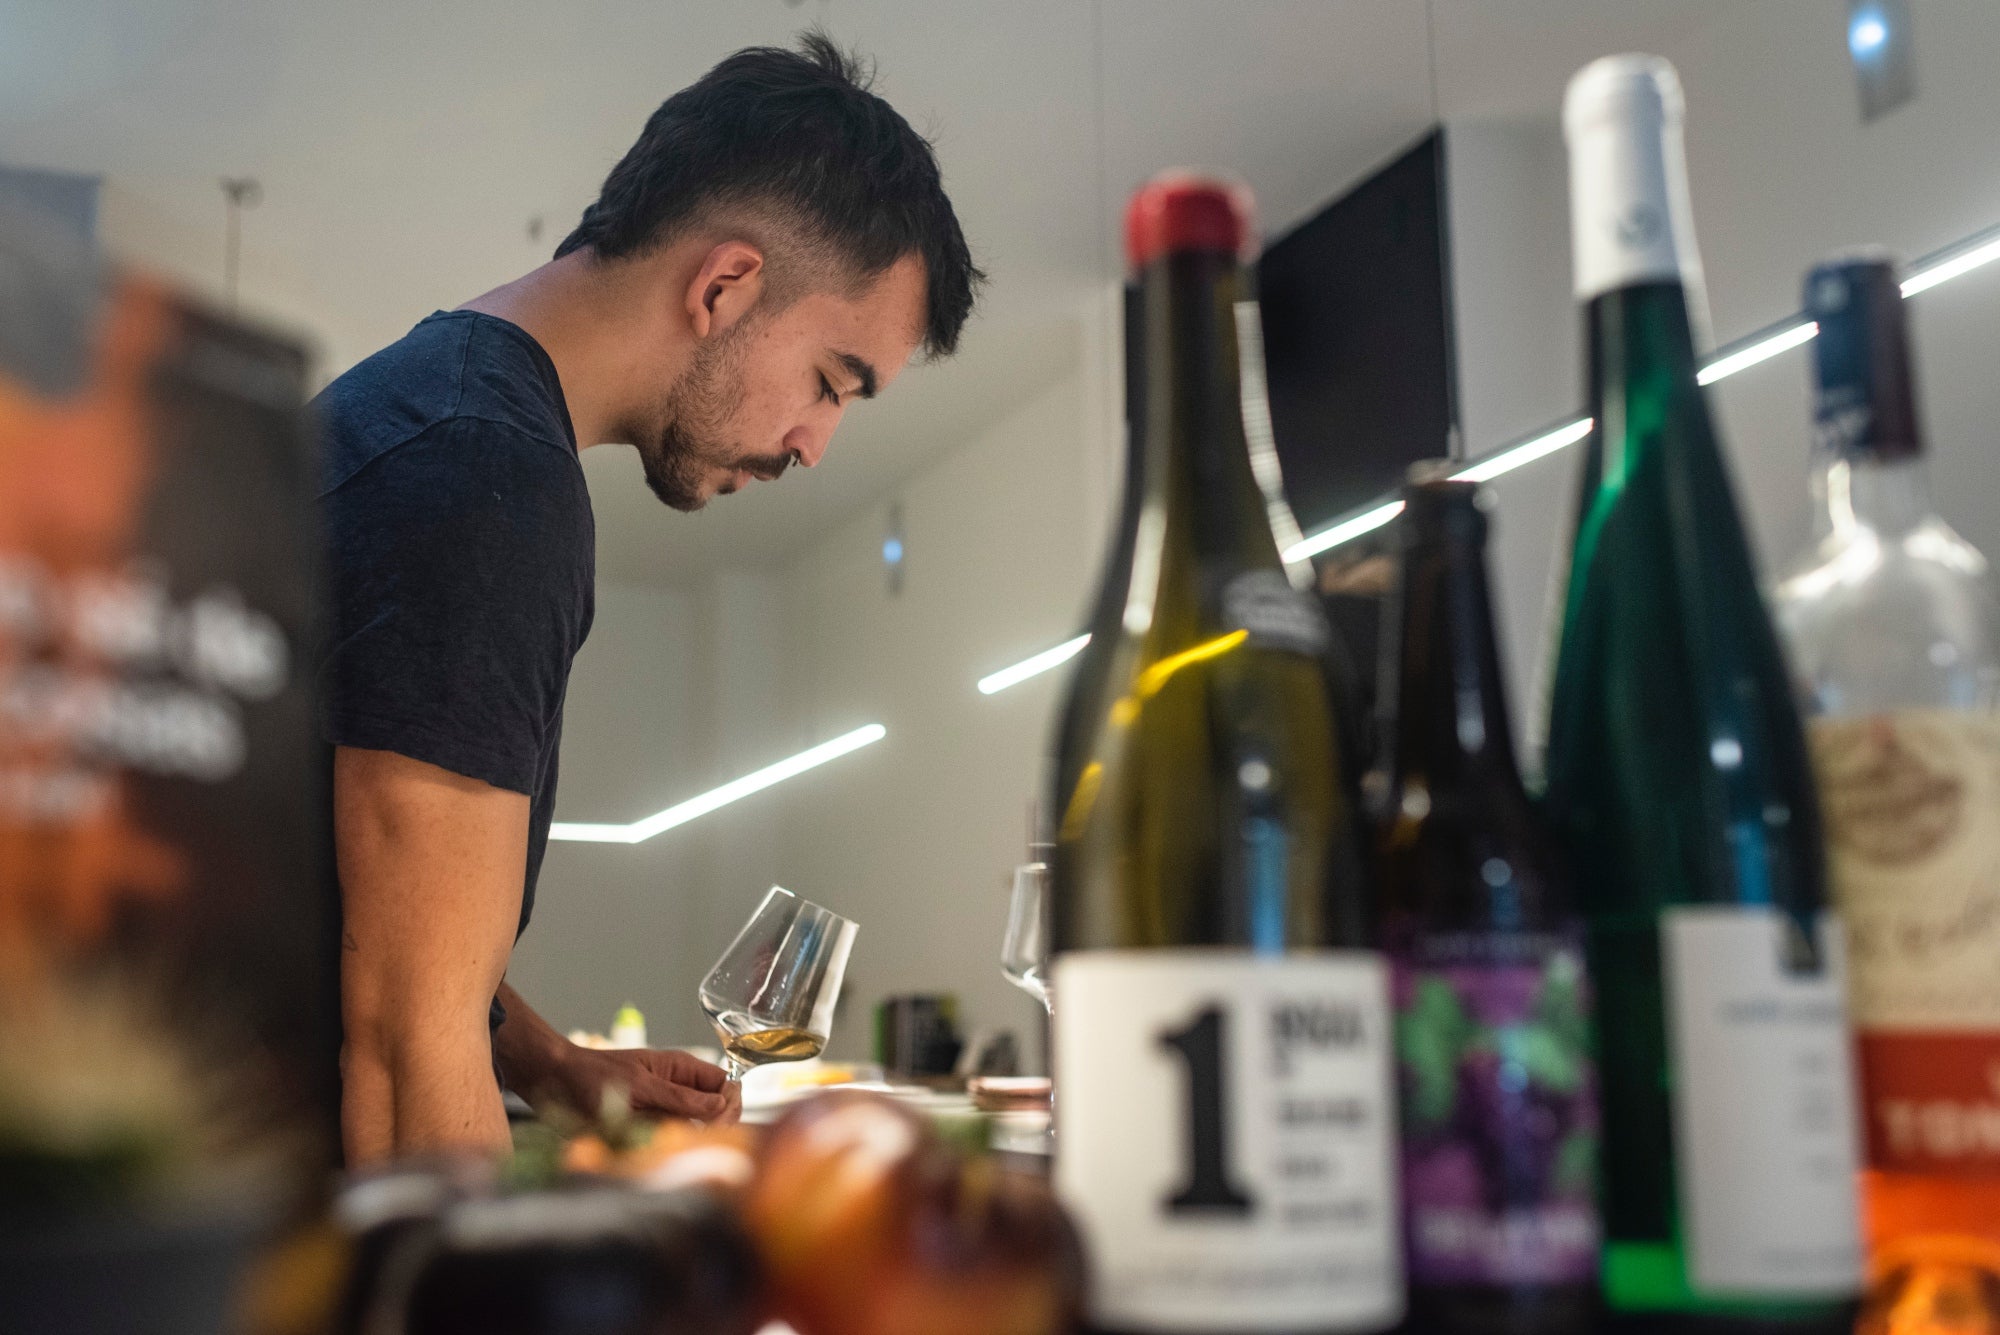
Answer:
[
  {"xmin": 1049, "ymin": 173, "xmax": 1396, "ymax": 1335},
  {"xmin": 1542, "ymin": 55, "xmax": 1862, "ymax": 1328}
]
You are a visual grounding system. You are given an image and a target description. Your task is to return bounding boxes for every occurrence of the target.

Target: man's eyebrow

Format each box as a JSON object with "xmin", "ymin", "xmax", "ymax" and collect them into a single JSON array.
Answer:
[{"xmin": 834, "ymin": 352, "xmax": 878, "ymax": 400}]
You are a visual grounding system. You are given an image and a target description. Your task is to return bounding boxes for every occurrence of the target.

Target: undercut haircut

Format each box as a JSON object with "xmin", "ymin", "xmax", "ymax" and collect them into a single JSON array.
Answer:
[{"xmin": 556, "ymin": 32, "xmax": 982, "ymax": 358}]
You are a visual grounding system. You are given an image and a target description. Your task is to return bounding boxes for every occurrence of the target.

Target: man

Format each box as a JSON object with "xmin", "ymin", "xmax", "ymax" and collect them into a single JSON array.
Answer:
[{"xmin": 315, "ymin": 34, "xmax": 980, "ymax": 1163}]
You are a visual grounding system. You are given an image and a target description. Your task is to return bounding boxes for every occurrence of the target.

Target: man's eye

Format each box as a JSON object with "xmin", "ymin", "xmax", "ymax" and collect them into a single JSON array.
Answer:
[{"xmin": 818, "ymin": 374, "xmax": 838, "ymax": 405}]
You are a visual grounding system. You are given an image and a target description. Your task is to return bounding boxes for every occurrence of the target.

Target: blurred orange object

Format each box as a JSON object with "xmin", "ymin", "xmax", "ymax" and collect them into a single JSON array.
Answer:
[
  {"xmin": 1859, "ymin": 1176, "xmax": 2000, "ymax": 1335},
  {"xmin": 560, "ymin": 1120, "xmax": 758, "ymax": 1195},
  {"xmin": 743, "ymin": 1091, "xmax": 1084, "ymax": 1335},
  {"xmin": 1857, "ymin": 1245, "xmax": 2000, "ymax": 1335},
  {"xmin": 559, "ymin": 1134, "xmax": 613, "ymax": 1177},
  {"xmin": 625, "ymin": 1120, "xmax": 758, "ymax": 1194}
]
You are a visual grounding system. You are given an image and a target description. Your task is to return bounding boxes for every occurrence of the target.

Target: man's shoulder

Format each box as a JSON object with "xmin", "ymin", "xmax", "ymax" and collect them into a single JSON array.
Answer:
[{"xmin": 313, "ymin": 312, "xmax": 576, "ymax": 497}]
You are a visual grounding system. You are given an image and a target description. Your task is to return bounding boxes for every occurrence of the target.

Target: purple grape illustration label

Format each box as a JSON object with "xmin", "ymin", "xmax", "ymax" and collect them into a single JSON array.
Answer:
[{"xmin": 1391, "ymin": 931, "xmax": 1601, "ymax": 1284}]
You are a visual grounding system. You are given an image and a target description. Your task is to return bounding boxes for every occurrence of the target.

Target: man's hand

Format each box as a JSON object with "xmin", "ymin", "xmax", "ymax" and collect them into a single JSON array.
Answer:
[
  {"xmin": 491, "ymin": 982, "xmax": 738, "ymax": 1125},
  {"xmin": 544, "ymin": 1045, "xmax": 741, "ymax": 1126}
]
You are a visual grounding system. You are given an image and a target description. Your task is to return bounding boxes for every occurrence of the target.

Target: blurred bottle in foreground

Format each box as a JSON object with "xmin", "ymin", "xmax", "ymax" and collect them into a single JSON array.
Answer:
[
  {"xmin": 0, "ymin": 207, "xmax": 336, "ymax": 1333},
  {"xmin": 1376, "ymin": 469, "xmax": 1599, "ymax": 1335},
  {"xmin": 1542, "ymin": 54, "xmax": 1862, "ymax": 1329},
  {"xmin": 1775, "ymin": 253, "xmax": 2000, "ymax": 1334},
  {"xmin": 1049, "ymin": 172, "xmax": 1396, "ymax": 1335}
]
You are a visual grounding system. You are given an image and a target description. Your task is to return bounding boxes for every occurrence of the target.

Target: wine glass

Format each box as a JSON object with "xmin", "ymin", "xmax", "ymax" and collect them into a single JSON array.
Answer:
[
  {"xmin": 1000, "ymin": 860, "xmax": 1052, "ymax": 1011},
  {"xmin": 699, "ymin": 886, "xmax": 858, "ymax": 1082}
]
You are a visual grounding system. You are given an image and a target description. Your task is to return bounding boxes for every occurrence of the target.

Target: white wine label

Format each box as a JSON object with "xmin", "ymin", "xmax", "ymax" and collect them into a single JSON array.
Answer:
[
  {"xmin": 1053, "ymin": 949, "xmax": 1402, "ymax": 1332},
  {"xmin": 1222, "ymin": 569, "xmax": 1329, "ymax": 657},
  {"xmin": 1661, "ymin": 907, "xmax": 1862, "ymax": 1296},
  {"xmin": 1812, "ymin": 710, "xmax": 2000, "ymax": 1172}
]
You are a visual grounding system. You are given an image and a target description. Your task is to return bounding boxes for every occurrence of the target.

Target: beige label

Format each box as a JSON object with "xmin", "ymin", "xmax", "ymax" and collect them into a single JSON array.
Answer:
[{"xmin": 1811, "ymin": 710, "xmax": 2000, "ymax": 1030}]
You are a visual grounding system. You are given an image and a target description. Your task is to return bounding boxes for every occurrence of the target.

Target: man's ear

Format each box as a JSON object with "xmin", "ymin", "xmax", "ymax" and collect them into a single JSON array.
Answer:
[{"xmin": 686, "ymin": 241, "xmax": 766, "ymax": 340}]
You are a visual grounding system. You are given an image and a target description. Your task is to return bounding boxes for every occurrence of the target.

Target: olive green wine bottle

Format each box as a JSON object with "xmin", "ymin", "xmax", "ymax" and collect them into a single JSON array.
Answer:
[{"xmin": 1048, "ymin": 172, "xmax": 1395, "ymax": 1335}]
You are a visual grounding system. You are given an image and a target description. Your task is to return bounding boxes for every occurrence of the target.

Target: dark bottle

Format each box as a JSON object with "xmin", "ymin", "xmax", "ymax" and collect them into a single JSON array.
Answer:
[
  {"xmin": 330, "ymin": 1160, "xmax": 492, "ymax": 1334},
  {"xmin": 392, "ymin": 1185, "xmax": 763, "ymax": 1335},
  {"xmin": 1049, "ymin": 172, "xmax": 1397, "ymax": 1334},
  {"xmin": 1376, "ymin": 468, "xmax": 1600, "ymax": 1335},
  {"xmin": 1543, "ymin": 54, "xmax": 1862, "ymax": 1328}
]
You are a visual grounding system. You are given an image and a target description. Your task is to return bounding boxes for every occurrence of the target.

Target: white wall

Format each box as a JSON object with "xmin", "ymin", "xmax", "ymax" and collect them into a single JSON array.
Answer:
[
  {"xmin": 509, "ymin": 567, "xmax": 819, "ymax": 1044},
  {"xmin": 767, "ymin": 355, "xmax": 1114, "ymax": 1066},
  {"xmin": 504, "ymin": 583, "xmax": 707, "ymax": 1037},
  {"xmin": 1445, "ymin": 118, "xmax": 1578, "ymax": 460}
]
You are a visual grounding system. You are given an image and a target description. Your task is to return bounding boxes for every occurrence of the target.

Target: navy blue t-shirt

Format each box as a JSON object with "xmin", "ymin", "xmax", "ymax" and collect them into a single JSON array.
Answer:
[{"xmin": 314, "ymin": 310, "xmax": 594, "ymax": 946}]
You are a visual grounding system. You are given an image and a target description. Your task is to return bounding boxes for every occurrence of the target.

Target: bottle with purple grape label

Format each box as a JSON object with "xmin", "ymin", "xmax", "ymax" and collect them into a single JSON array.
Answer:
[{"xmin": 1376, "ymin": 467, "xmax": 1599, "ymax": 1335}]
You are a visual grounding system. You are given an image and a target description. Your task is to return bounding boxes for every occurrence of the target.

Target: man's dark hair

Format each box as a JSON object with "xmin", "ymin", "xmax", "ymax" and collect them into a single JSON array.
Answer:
[{"xmin": 557, "ymin": 33, "xmax": 981, "ymax": 358}]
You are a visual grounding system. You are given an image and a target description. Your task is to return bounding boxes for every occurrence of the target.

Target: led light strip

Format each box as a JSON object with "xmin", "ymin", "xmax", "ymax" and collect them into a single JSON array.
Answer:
[
  {"xmin": 1901, "ymin": 226, "xmax": 2000, "ymax": 297},
  {"xmin": 977, "ymin": 219, "xmax": 2000, "ymax": 695},
  {"xmin": 977, "ymin": 633, "xmax": 1092, "ymax": 695},
  {"xmin": 549, "ymin": 724, "xmax": 886, "ymax": 844},
  {"xmin": 1696, "ymin": 319, "xmax": 1818, "ymax": 386}
]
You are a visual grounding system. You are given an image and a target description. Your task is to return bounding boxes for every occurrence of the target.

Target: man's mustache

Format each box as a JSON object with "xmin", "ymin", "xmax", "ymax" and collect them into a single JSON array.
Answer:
[{"xmin": 738, "ymin": 450, "xmax": 799, "ymax": 482}]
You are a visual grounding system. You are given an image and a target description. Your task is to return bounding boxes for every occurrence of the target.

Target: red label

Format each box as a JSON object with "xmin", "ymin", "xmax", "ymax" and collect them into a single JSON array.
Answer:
[{"xmin": 1858, "ymin": 1031, "xmax": 2000, "ymax": 1173}]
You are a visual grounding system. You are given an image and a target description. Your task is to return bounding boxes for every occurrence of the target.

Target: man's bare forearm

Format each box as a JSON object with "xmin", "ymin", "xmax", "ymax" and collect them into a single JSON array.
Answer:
[{"xmin": 493, "ymin": 982, "xmax": 737, "ymax": 1125}]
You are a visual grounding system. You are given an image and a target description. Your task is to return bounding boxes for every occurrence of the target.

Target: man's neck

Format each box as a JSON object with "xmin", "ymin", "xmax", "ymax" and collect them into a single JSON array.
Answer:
[{"xmin": 459, "ymin": 251, "xmax": 687, "ymax": 449}]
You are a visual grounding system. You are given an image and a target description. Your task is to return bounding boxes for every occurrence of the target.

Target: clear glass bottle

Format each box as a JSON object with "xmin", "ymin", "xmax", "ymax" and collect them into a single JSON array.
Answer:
[{"xmin": 1774, "ymin": 252, "xmax": 2000, "ymax": 1324}]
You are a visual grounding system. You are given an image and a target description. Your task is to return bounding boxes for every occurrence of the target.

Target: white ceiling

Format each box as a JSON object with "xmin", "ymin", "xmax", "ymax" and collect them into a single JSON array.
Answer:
[{"xmin": 0, "ymin": 0, "xmax": 1735, "ymax": 584}]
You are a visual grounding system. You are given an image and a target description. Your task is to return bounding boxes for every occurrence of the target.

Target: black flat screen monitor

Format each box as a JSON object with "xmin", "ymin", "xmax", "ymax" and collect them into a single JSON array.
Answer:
[{"xmin": 1255, "ymin": 131, "xmax": 1456, "ymax": 533}]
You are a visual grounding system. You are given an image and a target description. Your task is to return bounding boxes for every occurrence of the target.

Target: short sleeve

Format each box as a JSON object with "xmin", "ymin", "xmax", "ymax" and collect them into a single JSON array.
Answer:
[{"xmin": 318, "ymin": 418, "xmax": 592, "ymax": 795}]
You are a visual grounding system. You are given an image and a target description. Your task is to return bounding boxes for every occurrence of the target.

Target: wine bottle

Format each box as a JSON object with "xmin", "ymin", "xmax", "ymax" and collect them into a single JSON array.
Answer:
[
  {"xmin": 1051, "ymin": 284, "xmax": 1149, "ymax": 830},
  {"xmin": 1377, "ymin": 468, "xmax": 1600, "ymax": 1335},
  {"xmin": 1542, "ymin": 55, "xmax": 1863, "ymax": 1326},
  {"xmin": 1774, "ymin": 255, "xmax": 2000, "ymax": 1308},
  {"xmin": 1049, "ymin": 173, "xmax": 1398, "ymax": 1335}
]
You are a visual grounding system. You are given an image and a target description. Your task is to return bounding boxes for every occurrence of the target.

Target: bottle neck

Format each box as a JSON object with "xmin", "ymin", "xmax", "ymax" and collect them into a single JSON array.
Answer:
[
  {"xmin": 1584, "ymin": 279, "xmax": 1707, "ymax": 466},
  {"xmin": 1824, "ymin": 452, "xmax": 1937, "ymax": 541},
  {"xmin": 1390, "ymin": 521, "xmax": 1525, "ymax": 800},
  {"xmin": 1809, "ymin": 256, "xmax": 1931, "ymax": 542},
  {"xmin": 1136, "ymin": 250, "xmax": 1281, "ymax": 573}
]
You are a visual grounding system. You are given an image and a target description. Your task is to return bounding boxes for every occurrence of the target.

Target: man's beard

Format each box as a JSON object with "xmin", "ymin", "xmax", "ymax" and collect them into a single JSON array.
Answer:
[{"xmin": 634, "ymin": 325, "xmax": 792, "ymax": 512}]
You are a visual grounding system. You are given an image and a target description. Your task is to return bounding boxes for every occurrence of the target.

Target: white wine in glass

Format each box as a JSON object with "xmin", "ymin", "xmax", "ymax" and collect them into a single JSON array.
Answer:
[{"xmin": 698, "ymin": 886, "xmax": 857, "ymax": 1081}]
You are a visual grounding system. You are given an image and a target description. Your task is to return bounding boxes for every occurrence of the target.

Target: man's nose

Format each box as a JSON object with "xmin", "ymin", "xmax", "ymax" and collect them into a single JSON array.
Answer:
[{"xmin": 785, "ymin": 420, "xmax": 833, "ymax": 469}]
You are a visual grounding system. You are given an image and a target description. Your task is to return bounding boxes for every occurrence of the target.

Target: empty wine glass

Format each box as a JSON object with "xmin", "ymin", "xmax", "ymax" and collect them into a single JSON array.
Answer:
[
  {"xmin": 699, "ymin": 886, "xmax": 858, "ymax": 1082},
  {"xmin": 1001, "ymin": 860, "xmax": 1051, "ymax": 1011}
]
